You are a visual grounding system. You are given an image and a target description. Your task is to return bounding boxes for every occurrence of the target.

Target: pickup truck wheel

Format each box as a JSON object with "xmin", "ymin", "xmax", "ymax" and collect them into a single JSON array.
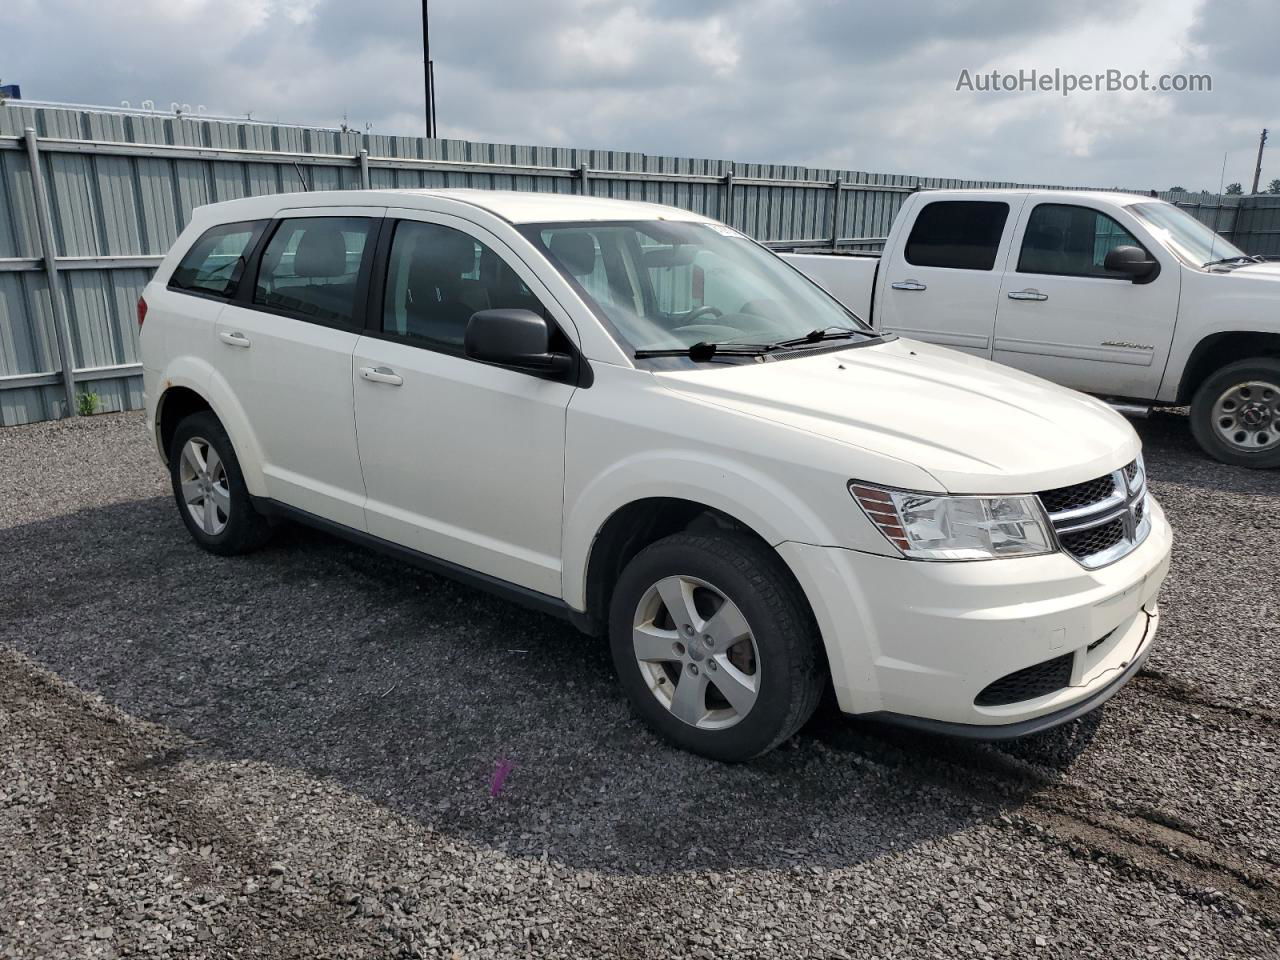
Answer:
[
  {"xmin": 608, "ymin": 531, "xmax": 825, "ymax": 761},
  {"xmin": 1190, "ymin": 358, "xmax": 1280, "ymax": 468},
  {"xmin": 169, "ymin": 411, "xmax": 273, "ymax": 555}
]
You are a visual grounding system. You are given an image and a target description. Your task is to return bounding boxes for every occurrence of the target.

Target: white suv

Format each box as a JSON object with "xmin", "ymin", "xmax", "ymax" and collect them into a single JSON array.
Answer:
[{"xmin": 140, "ymin": 189, "xmax": 1173, "ymax": 761}]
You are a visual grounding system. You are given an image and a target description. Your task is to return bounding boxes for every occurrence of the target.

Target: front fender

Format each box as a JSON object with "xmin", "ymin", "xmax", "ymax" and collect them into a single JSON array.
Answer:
[{"xmin": 561, "ymin": 449, "xmax": 847, "ymax": 612}]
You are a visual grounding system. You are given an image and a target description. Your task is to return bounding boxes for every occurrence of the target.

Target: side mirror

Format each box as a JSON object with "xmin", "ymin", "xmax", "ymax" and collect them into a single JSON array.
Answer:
[
  {"xmin": 464, "ymin": 309, "xmax": 573, "ymax": 376},
  {"xmin": 1103, "ymin": 245, "xmax": 1159, "ymax": 283}
]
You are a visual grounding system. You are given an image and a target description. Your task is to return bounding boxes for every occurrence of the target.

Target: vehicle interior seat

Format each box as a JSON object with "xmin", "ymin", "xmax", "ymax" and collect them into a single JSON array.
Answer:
[
  {"xmin": 404, "ymin": 229, "xmax": 483, "ymax": 346},
  {"xmin": 259, "ymin": 222, "xmax": 359, "ymax": 320},
  {"xmin": 1018, "ymin": 220, "xmax": 1070, "ymax": 275}
]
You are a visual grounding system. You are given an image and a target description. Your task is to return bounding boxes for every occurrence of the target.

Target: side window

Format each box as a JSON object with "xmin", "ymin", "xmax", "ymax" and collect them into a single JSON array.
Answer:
[
  {"xmin": 253, "ymin": 217, "xmax": 374, "ymax": 324},
  {"xmin": 1017, "ymin": 203, "xmax": 1145, "ymax": 279},
  {"xmin": 904, "ymin": 201, "xmax": 1010, "ymax": 271},
  {"xmin": 169, "ymin": 220, "xmax": 264, "ymax": 298},
  {"xmin": 383, "ymin": 220, "xmax": 546, "ymax": 351}
]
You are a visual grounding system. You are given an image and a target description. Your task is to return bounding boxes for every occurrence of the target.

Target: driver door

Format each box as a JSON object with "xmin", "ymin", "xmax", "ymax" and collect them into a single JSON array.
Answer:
[
  {"xmin": 993, "ymin": 201, "xmax": 1179, "ymax": 398},
  {"xmin": 352, "ymin": 211, "xmax": 580, "ymax": 597}
]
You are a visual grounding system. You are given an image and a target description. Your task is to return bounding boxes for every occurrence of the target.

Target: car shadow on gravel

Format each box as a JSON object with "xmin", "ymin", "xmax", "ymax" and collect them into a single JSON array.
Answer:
[{"xmin": 2, "ymin": 495, "xmax": 1109, "ymax": 877}]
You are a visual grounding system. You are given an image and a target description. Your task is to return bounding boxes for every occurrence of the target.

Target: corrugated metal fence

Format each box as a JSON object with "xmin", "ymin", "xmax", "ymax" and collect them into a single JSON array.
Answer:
[{"xmin": 0, "ymin": 102, "xmax": 1273, "ymax": 425}]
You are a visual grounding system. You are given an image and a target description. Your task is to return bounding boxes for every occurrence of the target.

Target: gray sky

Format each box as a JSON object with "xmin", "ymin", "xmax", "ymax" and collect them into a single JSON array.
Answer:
[{"xmin": 5, "ymin": 0, "xmax": 1276, "ymax": 191}]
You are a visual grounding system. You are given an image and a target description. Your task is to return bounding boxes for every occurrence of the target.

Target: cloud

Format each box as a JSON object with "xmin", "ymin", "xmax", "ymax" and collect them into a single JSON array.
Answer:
[{"xmin": 3, "ymin": 0, "xmax": 1276, "ymax": 191}]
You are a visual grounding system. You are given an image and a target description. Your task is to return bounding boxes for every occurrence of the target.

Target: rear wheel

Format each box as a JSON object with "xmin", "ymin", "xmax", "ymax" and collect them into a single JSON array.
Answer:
[
  {"xmin": 1190, "ymin": 358, "xmax": 1280, "ymax": 468},
  {"xmin": 169, "ymin": 411, "xmax": 273, "ymax": 555},
  {"xmin": 608, "ymin": 531, "xmax": 825, "ymax": 761}
]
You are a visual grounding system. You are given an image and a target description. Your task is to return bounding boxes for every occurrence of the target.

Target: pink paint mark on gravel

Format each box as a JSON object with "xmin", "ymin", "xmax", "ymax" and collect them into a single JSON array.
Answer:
[{"xmin": 490, "ymin": 759, "xmax": 515, "ymax": 798}]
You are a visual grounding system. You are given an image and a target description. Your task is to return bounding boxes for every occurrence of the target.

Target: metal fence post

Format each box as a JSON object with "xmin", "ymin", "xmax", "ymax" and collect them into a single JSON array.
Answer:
[
  {"xmin": 722, "ymin": 164, "xmax": 735, "ymax": 226},
  {"xmin": 358, "ymin": 148, "xmax": 370, "ymax": 189},
  {"xmin": 829, "ymin": 177, "xmax": 844, "ymax": 249},
  {"xmin": 23, "ymin": 127, "xmax": 78, "ymax": 418},
  {"xmin": 578, "ymin": 163, "xmax": 590, "ymax": 196}
]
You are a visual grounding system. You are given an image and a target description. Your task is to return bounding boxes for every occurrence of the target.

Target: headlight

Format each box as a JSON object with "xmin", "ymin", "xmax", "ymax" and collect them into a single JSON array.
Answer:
[{"xmin": 849, "ymin": 482, "xmax": 1055, "ymax": 561}]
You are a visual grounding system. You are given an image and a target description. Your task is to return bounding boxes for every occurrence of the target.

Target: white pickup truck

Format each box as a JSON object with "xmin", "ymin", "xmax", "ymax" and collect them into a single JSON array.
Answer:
[{"xmin": 783, "ymin": 190, "xmax": 1280, "ymax": 468}]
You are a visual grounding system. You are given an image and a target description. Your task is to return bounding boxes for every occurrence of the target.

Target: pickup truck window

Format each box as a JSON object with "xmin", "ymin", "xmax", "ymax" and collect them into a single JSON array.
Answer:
[
  {"xmin": 523, "ymin": 220, "xmax": 870, "ymax": 354},
  {"xmin": 1128, "ymin": 201, "xmax": 1248, "ymax": 268},
  {"xmin": 1017, "ymin": 203, "xmax": 1145, "ymax": 279},
  {"xmin": 381, "ymin": 220, "xmax": 546, "ymax": 352},
  {"xmin": 904, "ymin": 201, "xmax": 1009, "ymax": 271},
  {"xmin": 253, "ymin": 217, "xmax": 374, "ymax": 325},
  {"xmin": 169, "ymin": 220, "xmax": 265, "ymax": 299}
]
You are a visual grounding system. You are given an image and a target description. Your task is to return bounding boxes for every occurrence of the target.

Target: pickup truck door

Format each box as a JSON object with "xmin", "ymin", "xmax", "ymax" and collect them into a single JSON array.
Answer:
[
  {"xmin": 992, "ymin": 201, "xmax": 1179, "ymax": 398},
  {"xmin": 874, "ymin": 197, "xmax": 1023, "ymax": 357},
  {"xmin": 351, "ymin": 210, "xmax": 576, "ymax": 598}
]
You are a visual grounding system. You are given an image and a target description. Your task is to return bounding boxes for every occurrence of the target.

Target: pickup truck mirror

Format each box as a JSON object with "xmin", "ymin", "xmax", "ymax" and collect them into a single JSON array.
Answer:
[
  {"xmin": 1103, "ymin": 245, "xmax": 1160, "ymax": 283},
  {"xmin": 464, "ymin": 309, "xmax": 574, "ymax": 376}
]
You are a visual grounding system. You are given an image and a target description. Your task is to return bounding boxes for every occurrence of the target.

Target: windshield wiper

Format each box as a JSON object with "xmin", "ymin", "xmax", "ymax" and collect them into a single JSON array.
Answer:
[
  {"xmin": 634, "ymin": 341, "xmax": 778, "ymax": 361},
  {"xmin": 768, "ymin": 325, "xmax": 877, "ymax": 349},
  {"xmin": 1202, "ymin": 255, "xmax": 1263, "ymax": 269}
]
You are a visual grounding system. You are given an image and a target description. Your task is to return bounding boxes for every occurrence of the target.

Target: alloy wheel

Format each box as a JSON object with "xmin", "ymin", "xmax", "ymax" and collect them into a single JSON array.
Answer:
[
  {"xmin": 631, "ymin": 575, "xmax": 760, "ymax": 730},
  {"xmin": 178, "ymin": 436, "xmax": 231, "ymax": 535}
]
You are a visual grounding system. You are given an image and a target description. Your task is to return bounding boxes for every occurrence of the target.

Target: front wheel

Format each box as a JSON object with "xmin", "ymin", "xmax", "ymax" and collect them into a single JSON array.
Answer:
[
  {"xmin": 1190, "ymin": 358, "xmax": 1280, "ymax": 468},
  {"xmin": 608, "ymin": 531, "xmax": 826, "ymax": 761}
]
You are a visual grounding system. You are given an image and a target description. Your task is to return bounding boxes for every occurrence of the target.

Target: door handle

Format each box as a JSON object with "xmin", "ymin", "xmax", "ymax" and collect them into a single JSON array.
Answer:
[
  {"xmin": 890, "ymin": 279, "xmax": 927, "ymax": 291},
  {"xmin": 1007, "ymin": 288, "xmax": 1049, "ymax": 301},
  {"xmin": 359, "ymin": 365, "xmax": 404, "ymax": 386},
  {"xmin": 218, "ymin": 331, "xmax": 251, "ymax": 347}
]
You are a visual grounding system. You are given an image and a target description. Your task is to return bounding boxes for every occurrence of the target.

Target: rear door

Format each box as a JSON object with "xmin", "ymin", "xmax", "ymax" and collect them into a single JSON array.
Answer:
[
  {"xmin": 874, "ymin": 197, "xmax": 1022, "ymax": 356},
  {"xmin": 214, "ymin": 208, "xmax": 382, "ymax": 529},
  {"xmin": 992, "ymin": 201, "xmax": 1179, "ymax": 398}
]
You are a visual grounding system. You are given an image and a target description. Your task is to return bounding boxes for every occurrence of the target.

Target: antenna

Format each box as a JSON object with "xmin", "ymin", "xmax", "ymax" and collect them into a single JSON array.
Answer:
[{"xmin": 1209, "ymin": 150, "xmax": 1229, "ymax": 265}]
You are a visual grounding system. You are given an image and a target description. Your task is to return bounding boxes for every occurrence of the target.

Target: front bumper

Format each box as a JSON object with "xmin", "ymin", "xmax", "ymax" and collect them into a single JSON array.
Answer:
[{"xmin": 777, "ymin": 496, "xmax": 1172, "ymax": 732}]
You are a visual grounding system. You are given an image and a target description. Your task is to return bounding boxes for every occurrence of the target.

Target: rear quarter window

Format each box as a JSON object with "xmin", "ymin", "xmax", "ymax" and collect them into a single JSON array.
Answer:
[
  {"xmin": 169, "ymin": 220, "xmax": 265, "ymax": 298},
  {"xmin": 904, "ymin": 201, "xmax": 1010, "ymax": 271}
]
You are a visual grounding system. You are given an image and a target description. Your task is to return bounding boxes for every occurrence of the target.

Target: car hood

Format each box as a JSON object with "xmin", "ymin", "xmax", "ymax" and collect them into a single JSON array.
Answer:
[
  {"xmin": 1224, "ymin": 262, "xmax": 1280, "ymax": 280},
  {"xmin": 654, "ymin": 337, "xmax": 1139, "ymax": 494}
]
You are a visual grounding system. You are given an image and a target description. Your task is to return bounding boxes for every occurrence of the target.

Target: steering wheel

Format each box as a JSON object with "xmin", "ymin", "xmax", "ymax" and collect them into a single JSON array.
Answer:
[{"xmin": 683, "ymin": 305, "xmax": 723, "ymax": 323}]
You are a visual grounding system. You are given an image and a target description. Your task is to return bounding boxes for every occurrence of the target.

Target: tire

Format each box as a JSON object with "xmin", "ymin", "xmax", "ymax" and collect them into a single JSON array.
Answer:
[
  {"xmin": 608, "ymin": 531, "xmax": 826, "ymax": 761},
  {"xmin": 168, "ymin": 411, "xmax": 273, "ymax": 555},
  {"xmin": 1189, "ymin": 358, "xmax": 1280, "ymax": 469}
]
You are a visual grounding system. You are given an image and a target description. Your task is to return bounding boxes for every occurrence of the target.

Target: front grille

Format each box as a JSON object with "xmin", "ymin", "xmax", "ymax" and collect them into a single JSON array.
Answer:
[
  {"xmin": 1059, "ymin": 516, "xmax": 1126, "ymax": 559},
  {"xmin": 1038, "ymin": 460, "xmax": 1149, "ymax": 569},
  {"xmin": 975, "ymin": 653, "xmax": 1074, "ymax": 706},
  {"xmin": 1039, "ymin": 475, "xmax": 1119, "ymax": 514}
]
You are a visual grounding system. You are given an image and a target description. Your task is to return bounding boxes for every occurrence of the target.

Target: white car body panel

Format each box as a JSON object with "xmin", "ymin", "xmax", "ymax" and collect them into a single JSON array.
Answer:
[{"xmin": 142, "ymin": 188, "xmax": 1173, "ymax": 733}]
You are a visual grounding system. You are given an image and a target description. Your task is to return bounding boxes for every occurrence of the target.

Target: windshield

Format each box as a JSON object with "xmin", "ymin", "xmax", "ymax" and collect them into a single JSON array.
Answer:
[
  {"xmin": 1128, "ymin": 201, "xmax": 1248, "ymax": 267},
  {"xmin": 520, "ymin": 220, "xmax": 871, "ymax": 354}
]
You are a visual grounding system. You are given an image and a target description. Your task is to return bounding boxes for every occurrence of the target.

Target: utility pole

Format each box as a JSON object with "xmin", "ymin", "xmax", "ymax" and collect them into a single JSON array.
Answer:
[
  {"xmin": 1250, "ymin": 128, "xmax": 1267, "ymax": 195},
  {"xmin": 422, "ymin": 0, "xmax": 437, "ymax": 138}
]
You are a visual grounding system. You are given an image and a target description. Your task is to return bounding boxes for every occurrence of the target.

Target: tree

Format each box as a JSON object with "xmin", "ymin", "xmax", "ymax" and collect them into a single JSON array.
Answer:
[
  {"xmin": 1268, "ymin": 179, "xmax": 1280, "ymax": 194},
  {"xmin": 1168, "ymin": 185, "xmax": 1187, "ymax": 193},
  {"xmin": 1225, "ymin": 182, "xmax": 1244, "ymax": 195}
]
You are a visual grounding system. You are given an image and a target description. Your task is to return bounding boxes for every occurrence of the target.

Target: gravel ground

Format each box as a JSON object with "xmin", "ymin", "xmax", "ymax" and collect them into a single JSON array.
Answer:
[{"xmin": 0, "ymin": 410, "xmax": 1277, "ymax": 959}]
